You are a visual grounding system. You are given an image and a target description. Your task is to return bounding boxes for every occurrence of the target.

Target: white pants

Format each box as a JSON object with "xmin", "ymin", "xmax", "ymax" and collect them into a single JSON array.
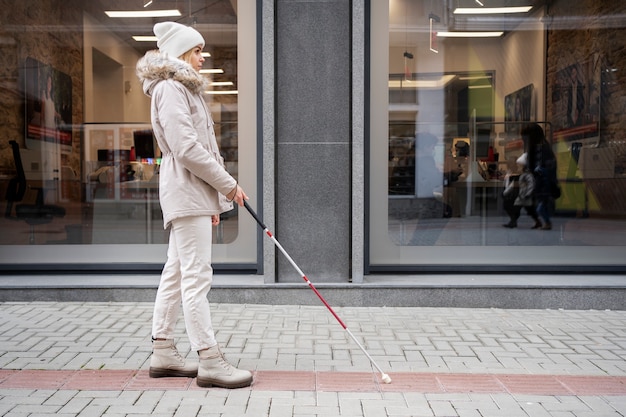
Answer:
[{"xmin": 152, "ymin": 215, "xmax": 217, "ymax": 351}]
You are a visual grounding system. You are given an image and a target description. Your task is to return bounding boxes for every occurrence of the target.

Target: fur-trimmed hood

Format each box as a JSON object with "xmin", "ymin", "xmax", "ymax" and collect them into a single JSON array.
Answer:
[
  {"xmin": 135, "ymin": 49, "xmax": 235, "ymax": 227},
  {"xmin": 136, "ymin": 49, "xmax": 207, "ymax": 96}
]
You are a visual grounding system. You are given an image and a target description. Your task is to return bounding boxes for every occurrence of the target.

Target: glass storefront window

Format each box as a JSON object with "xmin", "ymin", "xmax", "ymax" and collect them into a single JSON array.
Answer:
[
  {"xmin": 369, "ymin": 0, "xmax": 626, "ymax": 270},
  {"xmin": 0, "ymin": 1, "xmax": 257, "ymax": 268}
]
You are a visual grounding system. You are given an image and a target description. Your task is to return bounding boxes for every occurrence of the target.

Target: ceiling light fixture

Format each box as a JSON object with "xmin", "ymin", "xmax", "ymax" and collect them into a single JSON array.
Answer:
[
  {"xmin": 437, "ymin": 31, "xmax": 504, "ymax": 38},
  {"xmin": 210, "ymin": 81, "xmax": 234, "ymax": 86},
  {"xmin": 200, "ymin": 69, "xmax": 224, "ymax": 74},
  {"xmin": 429, "ymin": 13, "xmax": 440, "ymax": 54},
  {"xmin": 458, "ymin": 75, "xmax": 493, "ymax": 80},
  {"xmin": 143, "ymin": 0, "xmax": 153, "ymax": 7},
  {"xmin": 205, "ymin": 90, "xmax": 238, "ymax": 95},
  {"xmin": 105, "ymin": 9, "xmax": 182, "ymax": 18},
  {"xmin": 389, "ymin": 74, "xmax": 456, "ymax": 89},
  {"xmin": 201, "ymin": 52, "xmax": 211, "ymax": 57},
  {"xmin": 454, "ymin": 6, "xmax": 532, "ymax": 15},
  {"xmin": 474, "ymin": 0, "xmax": 484, "ymax": 6},
  {"xmin": 132, "ymin": 36, "xmax": 158, "ymax": 42}
]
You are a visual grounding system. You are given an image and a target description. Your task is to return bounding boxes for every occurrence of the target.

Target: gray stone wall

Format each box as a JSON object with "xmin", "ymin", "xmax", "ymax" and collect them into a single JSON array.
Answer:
[
  {"xmin": 546, "ymin": 0, "xmax": 626, "ymax": 162},
  {"xmin": 275, "ymin": 0, "xmax": 352, "ymax": 282},
  {"xmin": 0, "ymin": 0, "xmax": 84, "ymax": 177}
]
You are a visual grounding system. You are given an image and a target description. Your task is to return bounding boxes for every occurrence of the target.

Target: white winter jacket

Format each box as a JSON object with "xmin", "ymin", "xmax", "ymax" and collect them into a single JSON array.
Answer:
[{"xmin": 136, "ymin": 50, "xmax": 236, "ymax": 228}]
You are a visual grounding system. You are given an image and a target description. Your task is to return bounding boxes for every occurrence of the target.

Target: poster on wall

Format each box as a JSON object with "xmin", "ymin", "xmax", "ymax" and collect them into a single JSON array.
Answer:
[
  {"xmin": 22, "ymin": 57, "xmax": 73, "ymax": 153},
  {"xmin": 551, "ymin": 53, "xmax": 601, "ymax": 144},
  {"xmin": 504, "ymin": 84, "xmax": 534, "ymax": 134}
]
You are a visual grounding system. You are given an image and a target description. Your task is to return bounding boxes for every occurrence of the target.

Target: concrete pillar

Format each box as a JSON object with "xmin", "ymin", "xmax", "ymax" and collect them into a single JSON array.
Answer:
[{"xmin": 275, "ymin": 0, "xmax": 351, "ymax": 282}]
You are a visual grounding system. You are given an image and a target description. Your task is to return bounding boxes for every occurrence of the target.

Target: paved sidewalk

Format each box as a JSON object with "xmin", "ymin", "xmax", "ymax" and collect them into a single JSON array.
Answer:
[{"xmin": 0, "ymin": 302, "xmax": 625, "ymax": 416}]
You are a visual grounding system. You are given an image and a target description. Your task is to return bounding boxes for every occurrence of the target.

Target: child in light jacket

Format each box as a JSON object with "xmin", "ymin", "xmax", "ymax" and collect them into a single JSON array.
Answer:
[{"xmin": 502, "ymin": 153, "xmax": 542, "ymax": 229}]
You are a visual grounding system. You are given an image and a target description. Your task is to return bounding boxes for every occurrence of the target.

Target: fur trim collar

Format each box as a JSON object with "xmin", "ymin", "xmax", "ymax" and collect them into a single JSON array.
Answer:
[{"xmin": 136, "ymin": 50, "xmax": 207, "ymax": 95}]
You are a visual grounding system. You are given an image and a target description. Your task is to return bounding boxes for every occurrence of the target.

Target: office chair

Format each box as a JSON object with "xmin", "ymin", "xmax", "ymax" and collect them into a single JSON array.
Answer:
[{"xmin": 5, "ymin": 140, "xmax": 66, "ymax": 244}]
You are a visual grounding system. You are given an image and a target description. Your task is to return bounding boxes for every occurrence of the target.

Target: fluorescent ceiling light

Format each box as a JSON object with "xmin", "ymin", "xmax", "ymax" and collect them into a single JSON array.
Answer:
[
  {"xmin": 143, "ymin": 0, "xmax": 153, "ymax": 7},
  {"xmin": 200, "ymin": 69, "xmax": 224, "ymax": 74},
  {"xmin": 454, "ymin": 6, "xmax": 532, "ymax": 14},
  {"xmin": 201, "ymin": 52, "xmax": 211, "ymax": 57},
  {"xmin": 458, "ymin": 75, "xmax": 492, "ymax": 81},
  {"xmin": 437, "ymin": 31, "xmax": 503, "ymax": 38},
  {"xmin": 468, "ymin": 84, "xmax": 493, "ymax": 89},
  {"xmin": 210, "ymin": 81, "xmax": 234, "ymax": 86},
  {"xmin": 105, "ymin": 9, "xmax": 182, "ymax": 18},
  {"xmin": 389, "ymin": 74, "xmax": 456, "ymax": 89},
  {"xmin": 133, "ymin": 36, "xmax": 158, "ymax": 42},
  {"xmin": 206, "ymin": 90, "xmax": 238, "ymax": 95}
]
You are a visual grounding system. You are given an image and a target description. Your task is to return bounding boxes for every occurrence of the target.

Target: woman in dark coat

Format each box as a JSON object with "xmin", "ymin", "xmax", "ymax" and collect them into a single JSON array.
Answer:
[{"xmin": 522, "ymin": 123, "xmax": 558, "ymax": 230}]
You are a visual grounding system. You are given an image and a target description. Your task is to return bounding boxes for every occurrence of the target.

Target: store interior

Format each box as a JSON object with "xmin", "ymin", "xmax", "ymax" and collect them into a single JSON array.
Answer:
[
  {"xmin": 0, "ymin": 0, "xmax": 240, "ymax": 246},
  {"xmin": 0, "ymin": 0, "xmax": 624, "ymax": 249},
  {"xmin": 384, "ymin": 0, "xmax": 626, "ymax": 246}
]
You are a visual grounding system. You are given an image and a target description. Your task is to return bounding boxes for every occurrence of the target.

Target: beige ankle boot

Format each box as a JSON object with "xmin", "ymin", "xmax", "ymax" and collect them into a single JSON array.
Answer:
[
  {"xmin": 197, "ymin": 345, "xmax": 253, "ymax": 388},
  {"xmin": 149, "ymin": 339, "xmax": 198, "ymax": 378}
]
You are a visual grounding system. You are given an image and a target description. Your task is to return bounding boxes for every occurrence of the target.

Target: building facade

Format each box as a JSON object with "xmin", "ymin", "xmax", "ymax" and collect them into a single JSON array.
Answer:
[{"xmin": 0, "ymin": 0, "xmax": 625, "ymax": 308}]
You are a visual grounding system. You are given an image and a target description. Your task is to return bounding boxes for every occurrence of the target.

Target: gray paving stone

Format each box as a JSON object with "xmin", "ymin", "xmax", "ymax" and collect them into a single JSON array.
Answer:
[
  {"xmin": 8, "ymin": 404, "xmax": 63, "ymax": 414},
  {"xmin": 57, "ymin": 397, "xmax": 92, "ymax": 415},
  {"xmin": 1, "ymin": 303, "xmax": 626, "ymax": 416},
  {"xmin": 267, "ymin": 404, "xmax": 295, "ymax": 417},
  {"xmin": 75, "ymin": 405, "xmax": 109, "ymax": 417},
  {"xmin": 430, "ymin": 400, "xmax": 459, "ymax": 416},
  {"xmin": 40, "ymin": 390, "xmax": 77, "ymax": 407}
]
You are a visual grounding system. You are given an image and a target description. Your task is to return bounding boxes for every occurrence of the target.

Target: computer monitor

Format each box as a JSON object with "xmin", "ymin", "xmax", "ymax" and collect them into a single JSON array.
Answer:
[{"xmin": 133, "ymin": 129, "xmax": 156, "ymax": 160}]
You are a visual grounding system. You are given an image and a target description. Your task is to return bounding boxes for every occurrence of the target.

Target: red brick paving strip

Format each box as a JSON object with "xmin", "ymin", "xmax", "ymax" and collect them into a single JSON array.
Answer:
[
  {"xmin": 124, "ymin": 370, "xmax": 193, "ymax": 390},
  {"xmin": 0, "ymin": 370, "xmax": 75, "ymax": 389},
  {"xmin": 436, "ymin": 373, "xmax": 507, "ymax": 393},
  {"xmin": 0, "ymin": 370, "xmax": 19, "ymax": 384},
  {"xmin": 378, "ymin": 372, "xmax": 441, "ymax": 392},
  {"xmin": 316, "ymin": 371, "xmax": 378, "ymax": 392},
  {"xmin": 63, "ymin": 370, "xmax": 136, "ymax": 390},
  {"xmin": 498, "ymin": 374, "xmax": 572, "ymax": 395},
  {"xmin": 0, "ymin": 370, "xmax": 624, "ymax": 395},
  {"xmin": 250, "ymin": 371, "xmax": 316, "ymax": 391},
  {"xmin": 558, "ymin": 376, "xmax": 626, "ymax": 395}
]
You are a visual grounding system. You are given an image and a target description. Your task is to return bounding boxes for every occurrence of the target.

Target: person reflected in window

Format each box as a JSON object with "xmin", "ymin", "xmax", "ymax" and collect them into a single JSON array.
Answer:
[
  {"xmin": 502, "ymin": 153, "xmax": 542, "ymax": 229},
  {"xmin": 415, "ymin": 132, "xmax": 442, "ymax": 199},
  {"xmin": 137, "ymin": 21, "xmax": 252, "ymax": 389},
  {"xmin": 414, "ymin": 133, "xmax": 461, "ymax": 218},
  {"xmin": 522, "ymin": 123, "xmax": 558, "ymax": 230}
]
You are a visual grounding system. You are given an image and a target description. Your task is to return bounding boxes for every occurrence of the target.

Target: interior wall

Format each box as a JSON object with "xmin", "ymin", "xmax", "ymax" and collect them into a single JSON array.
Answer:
[
  {"xmin": 496, "ymin": 8, "xmax": 546, "ymax": 161},
  {"xmin": 83, "ymin": 13, "xmax": 149, "ymax": 124},
  {"xmin": 499, "ymin": 10, "xmax": 546, "ymax": 126},
  {"xmin": 92, "ymin": 49, "xmax": 124, "ymax": 122}
]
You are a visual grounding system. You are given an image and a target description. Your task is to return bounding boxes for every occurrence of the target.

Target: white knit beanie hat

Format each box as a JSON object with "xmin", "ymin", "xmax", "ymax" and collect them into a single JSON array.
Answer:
[{"xmin": 154, "ymin": 22, "xmax": 205, "ymax": 58}]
